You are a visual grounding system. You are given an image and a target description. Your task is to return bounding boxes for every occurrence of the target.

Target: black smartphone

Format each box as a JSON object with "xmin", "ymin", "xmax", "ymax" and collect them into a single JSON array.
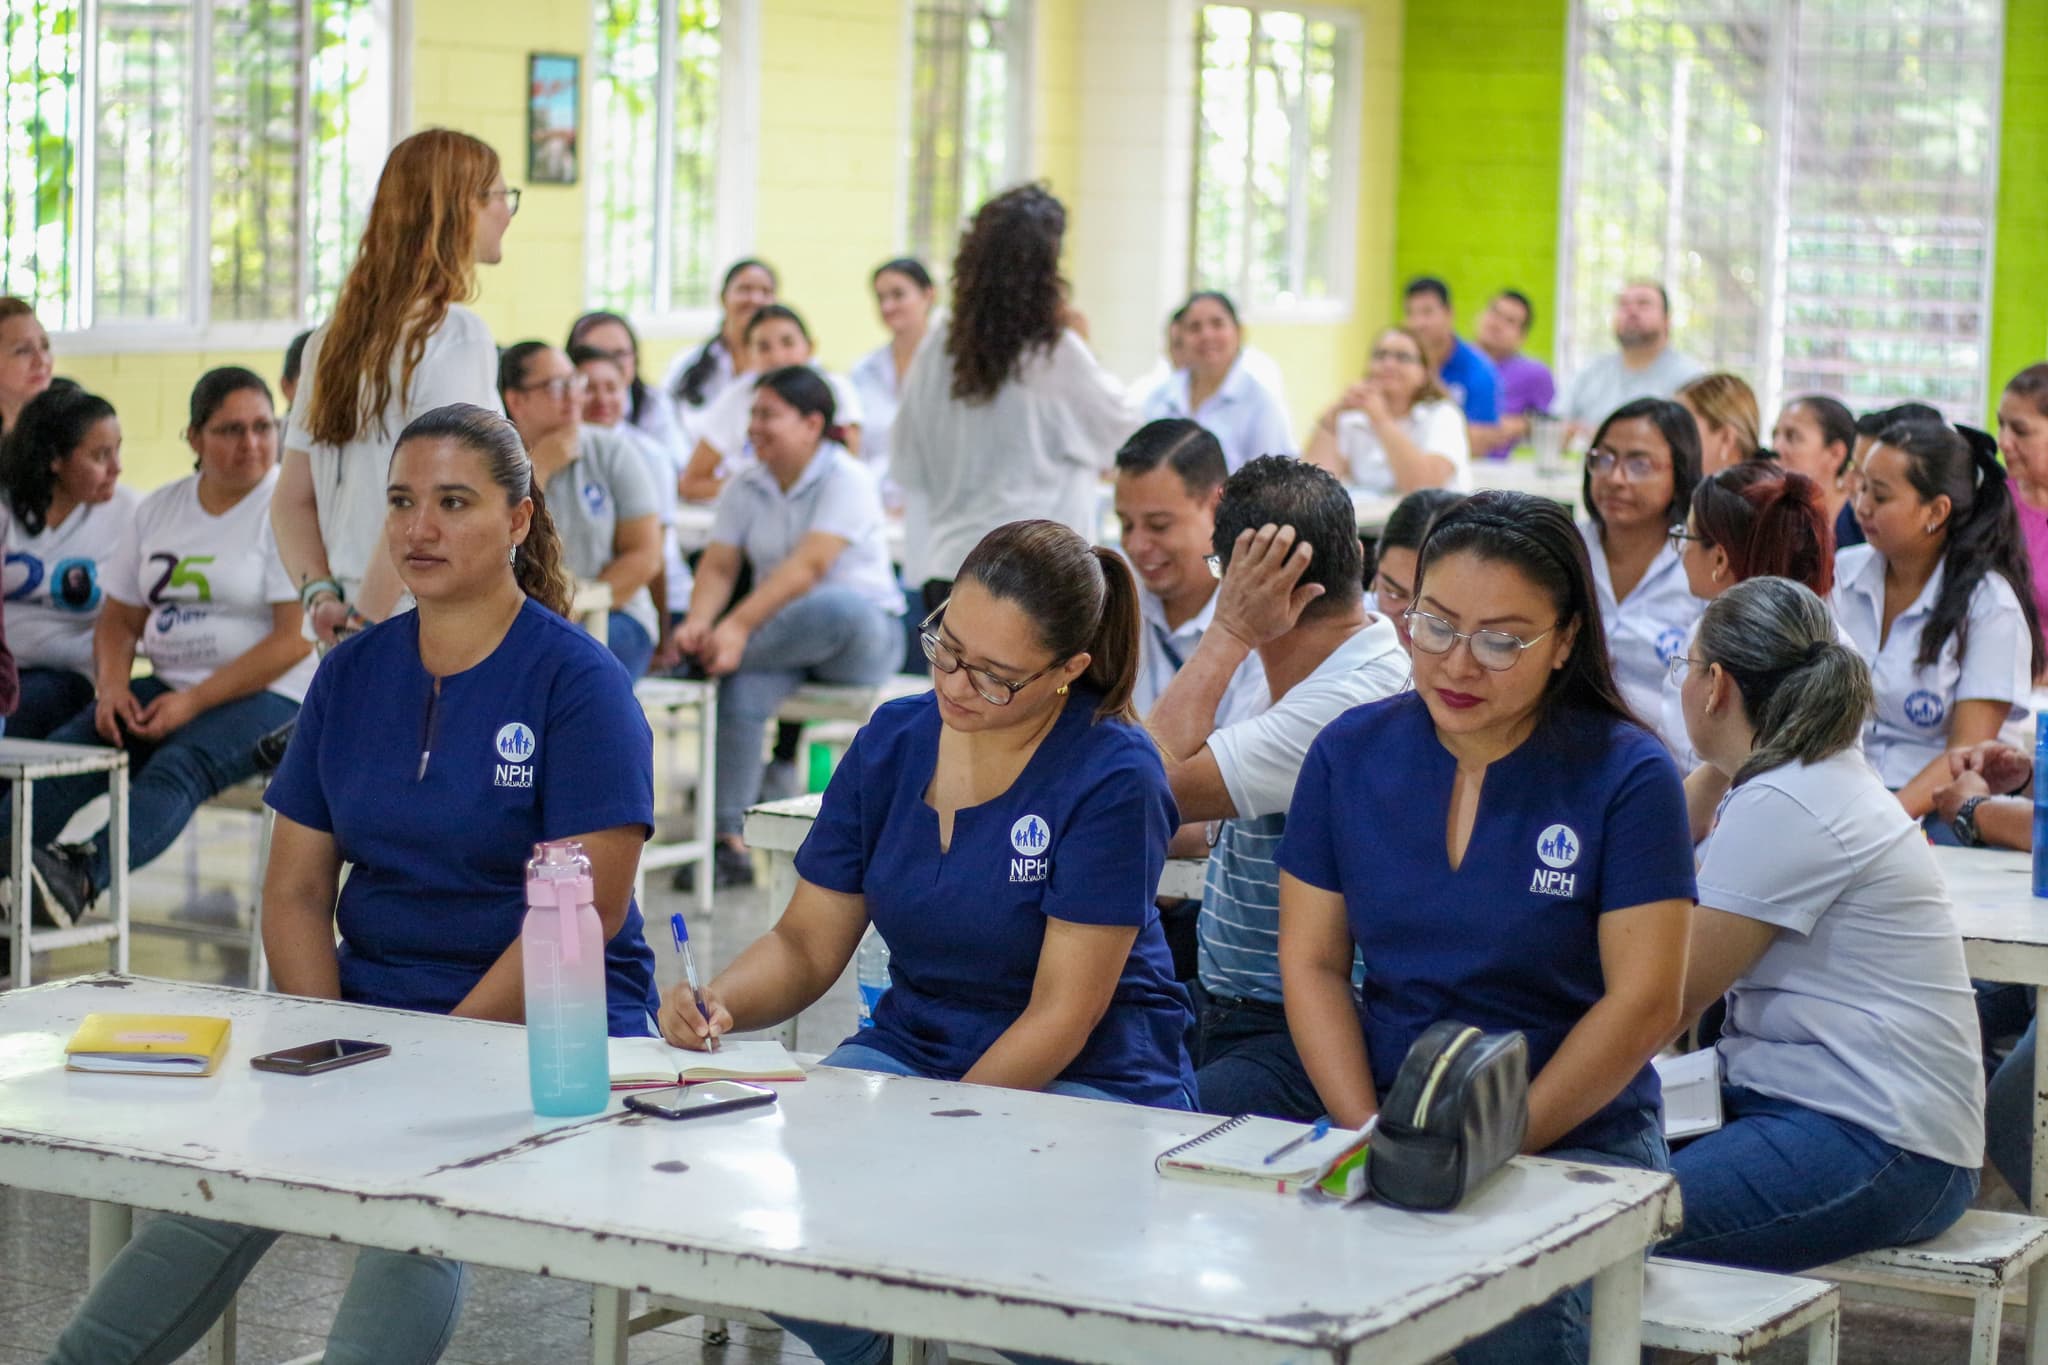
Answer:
[
  {"xmin": 250, "ymin": 1039, "xmax": 391, "ymax": 1075},
  {"xmin": 623, "ymin": 1081, "xmax": 778, "ymax": 1121}
]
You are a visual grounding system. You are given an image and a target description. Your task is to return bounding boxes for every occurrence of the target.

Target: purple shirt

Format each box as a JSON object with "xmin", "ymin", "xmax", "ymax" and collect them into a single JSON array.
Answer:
[
  {"xmin": 2016, "ymin": 493, "xmax": 2048, "ymax": 635},
  {"xmin": 1484, "ymin": 353, "xmax": 1557, "ymax": 459}
]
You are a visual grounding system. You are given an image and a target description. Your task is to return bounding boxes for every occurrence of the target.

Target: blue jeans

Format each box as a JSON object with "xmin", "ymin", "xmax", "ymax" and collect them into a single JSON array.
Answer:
[
  {"xmin": 1191, "ymin": 983, "xmax": 1324, "ymax": 1121},
  {"xmin": 12, "ymin": 666, "xmax": 93, "ymax": 739},
  {"xmin": 45, "ymin": 1212, "xmax": 467, "ymax": 1364},
  {"xmin": 771, "ymin": 1041, "xmax": 1120, "ymax": 1365},
  {"xmin": 1989, "ymin": 1018, "xmax": 2039, "ymax": 1205},
  {"xmin": 1663, "ymin": 1084, "xmax": 1976, "ymax": 1270},
  {"xmin": 1455, "ymin": 1113, "xmax": 1670, "ymax": 1365},
  {"xmin": 4, "ymin": 679, "xmax": 298, "ymax": 886},
  {"xmin": 606, "ymin": 610, "xmax": 654, "ymax": 680},
  {"xmin": 716, "ymin": 587, "xmax": 901, "ymax": 837}
]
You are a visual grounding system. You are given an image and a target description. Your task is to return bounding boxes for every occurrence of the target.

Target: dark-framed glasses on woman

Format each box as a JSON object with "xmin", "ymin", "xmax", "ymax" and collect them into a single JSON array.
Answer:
[
  {"xmin": 1402, "ymin": 609, "xmax": 1554, "ymax": 671},
  {"xmin": 918, "ymin": 601, "xmax": 1064, "ymax": 706}
]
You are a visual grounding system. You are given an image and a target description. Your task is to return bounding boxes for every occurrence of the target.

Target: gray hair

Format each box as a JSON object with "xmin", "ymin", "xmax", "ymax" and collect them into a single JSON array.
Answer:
[{"xmin": 1695, "ymin": 576, "xmax": 1871, "ymax": 787}]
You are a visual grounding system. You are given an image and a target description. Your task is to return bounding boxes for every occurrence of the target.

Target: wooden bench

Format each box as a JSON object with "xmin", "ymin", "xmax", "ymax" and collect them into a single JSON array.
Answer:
[
  {"xmin": 1641, "ymin": 1257, "xmax": 1839, "ymax": 1363},
  {"xmin": 1814, "ymin": 1208, "xmax": 2048, "ymax": 1365}
]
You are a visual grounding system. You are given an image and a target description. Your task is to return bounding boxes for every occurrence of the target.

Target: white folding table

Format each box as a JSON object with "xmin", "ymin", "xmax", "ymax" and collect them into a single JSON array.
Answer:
[{"xmin": 0, "ymin": 975, "xmax": 1678, "ymax": 1365}]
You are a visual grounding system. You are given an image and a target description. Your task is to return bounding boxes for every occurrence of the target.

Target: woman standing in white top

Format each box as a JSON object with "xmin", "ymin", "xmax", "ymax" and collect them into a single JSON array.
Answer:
[
  {"xmin": 679, "ymin": 305, "xmax": 863, "ymax": 503},
  {"xmin": 848, "ymin": 257, "xmax": 935, "ymax": 491},
  {"xmin": 1303, "ymin": 325, "xmax": 1468, "ymax": 494},
  {"xmin": 277, "ymin": 129, "xmax": 514, "ymax": 645},
  {"xmin": 1664, "ymin": 576, "xmax": 1981, "ymax": 1271},
  {"xmin": 1830, "ymin": 416, "xmax": 2040, "ymax": 817},
  {"xmin": 0, "ymin": 385, "xmax": 138, "ymax": 737},
  {"xmin": 1142, "ymin": 291, "xmax": 1294, "ymax": 474},
  {"xmin": 1579, "ymin": 397, "xmax": 1705, "ymax": 725},
  {"xmin": 662, "ymin": 258, "xmax": 779, "ymax": 427},
  {"xmin": 892, "ymin": 185, "xmax": 1141, "ymax": 610}
]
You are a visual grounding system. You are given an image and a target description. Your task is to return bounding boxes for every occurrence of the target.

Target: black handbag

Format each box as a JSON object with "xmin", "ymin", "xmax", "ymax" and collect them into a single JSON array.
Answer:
[{"xmin": 1368, "ymin": 1021, "xmax": 1529, "ymax": 1211}]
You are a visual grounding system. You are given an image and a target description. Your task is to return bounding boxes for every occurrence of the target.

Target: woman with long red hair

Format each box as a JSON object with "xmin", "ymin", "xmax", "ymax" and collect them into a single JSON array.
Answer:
[{"xmin": 276, "ymin": 129, "xmax": 516, "ymax": 644}]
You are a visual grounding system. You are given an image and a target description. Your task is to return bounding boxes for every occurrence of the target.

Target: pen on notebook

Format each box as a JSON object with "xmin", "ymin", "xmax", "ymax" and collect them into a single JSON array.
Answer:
[
  {"xmin": 1262, "ymin": 1116, "xmax": 1332, "ymax": 1166},
  {"xmin": 669, "ymin": 912, "xmax": 719, "ymax": 1053}
]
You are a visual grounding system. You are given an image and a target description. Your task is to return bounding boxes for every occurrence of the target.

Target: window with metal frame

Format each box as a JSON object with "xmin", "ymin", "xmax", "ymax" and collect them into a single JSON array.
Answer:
[
  {"xmin": 1190, "ymin": 2, "xmax": 1359, "ymax": 315},
  {"xmin": 0, "ymin": 0, "xmax": 392, "ymax": 337},
  {"xmin": 903, "ymin": 0, "xmax": 1028, "ymax": 277},
  {"xmin": 1559, "ymin": 0, "xmax": 2003, "ymax": 421},
  {"xmin": 588, "ymin": 0, "xmax": 743, "ymax": 319}
]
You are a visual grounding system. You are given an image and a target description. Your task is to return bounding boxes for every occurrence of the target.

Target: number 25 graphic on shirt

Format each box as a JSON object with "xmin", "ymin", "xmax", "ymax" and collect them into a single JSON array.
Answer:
[{"xmin": 147, "ymin": 553, "xmax": 215, "ymax": 604}]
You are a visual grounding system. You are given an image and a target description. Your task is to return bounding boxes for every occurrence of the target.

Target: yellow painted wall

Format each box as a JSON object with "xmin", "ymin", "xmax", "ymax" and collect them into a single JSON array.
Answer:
[{"xmin": 62, "ymin": 0, "xmax": 1398, "ymax": 487}]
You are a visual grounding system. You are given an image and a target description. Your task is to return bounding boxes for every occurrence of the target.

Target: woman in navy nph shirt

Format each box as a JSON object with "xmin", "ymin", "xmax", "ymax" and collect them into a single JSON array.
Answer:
[
  {"xmin": 661, "ymin": 519, "xmax": 1193, "ymax": 1365},
  {"xmin": 1279, "ymin": 491, "xmax": 1694, "ymax": 1365}
]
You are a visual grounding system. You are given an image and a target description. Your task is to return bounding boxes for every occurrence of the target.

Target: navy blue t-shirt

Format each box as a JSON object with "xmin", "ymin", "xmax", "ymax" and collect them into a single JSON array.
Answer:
[
  {"xmin": 796, "ymin": 691, "xmax": 1195, "ymax": 1107},
  {"xmin": 1277, "ymin": 693, "xmax": 1695, "ymax": 1147},
  {"xmin": 266, "ymin": 598, "xmax": 660, "ymax": 1035}
]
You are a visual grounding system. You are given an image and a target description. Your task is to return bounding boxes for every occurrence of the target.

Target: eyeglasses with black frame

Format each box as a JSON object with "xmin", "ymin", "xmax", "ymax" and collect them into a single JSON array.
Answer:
[
  {"xmin": 919, "ymin": 600, "xmax": 1067, "ymax": 706},
  {"xmin": 1402, "ymin": 609, "xmax": 1555, "ymax": 672},
  {"xmin": 1667, "ymin": 522, "xmax": 1708, "ymax": 552}
]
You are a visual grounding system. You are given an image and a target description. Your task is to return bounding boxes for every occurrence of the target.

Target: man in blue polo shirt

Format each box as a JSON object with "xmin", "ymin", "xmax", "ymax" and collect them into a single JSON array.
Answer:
[
  {"xmin": 1148, "ymin": 457, "xmax": 1411, "ymax": 1118},
  {"xmin": 1404, "ymin": 276, "xmax": 1500, "ymax": 438}
]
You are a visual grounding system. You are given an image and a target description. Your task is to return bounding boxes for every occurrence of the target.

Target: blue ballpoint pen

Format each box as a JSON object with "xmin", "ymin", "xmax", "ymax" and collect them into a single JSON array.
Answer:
[
  {"xmin": 1263, "ymin": 1116, "xmax": 1332, "ymax": 1166},
  {"xmin": 669, "ymin": 912, "xmax": 719, "ymax": 1052}
]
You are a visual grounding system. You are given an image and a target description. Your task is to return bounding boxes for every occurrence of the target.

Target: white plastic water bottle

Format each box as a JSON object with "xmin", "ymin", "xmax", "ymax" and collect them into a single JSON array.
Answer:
[
  {"xmin": 854, "ymin": 927, "xmax": 891, "ymax": 1029},
  {"xmin": 522, "ymin": 840, "xmax": 610, "ymax": 1116}
]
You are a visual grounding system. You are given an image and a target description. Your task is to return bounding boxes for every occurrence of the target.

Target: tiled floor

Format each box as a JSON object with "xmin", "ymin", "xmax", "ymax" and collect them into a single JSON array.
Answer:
[{"xmin": 0, "ymin": 804, "xmax": 2037, "ymax": 1362}]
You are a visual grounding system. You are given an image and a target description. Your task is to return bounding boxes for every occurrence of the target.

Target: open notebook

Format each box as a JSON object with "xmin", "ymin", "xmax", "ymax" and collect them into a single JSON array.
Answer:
[
  {"xmin": 1155, "ymin": 1114, "xmax": 1373, "ymax": 1199},
  {"xmin": 608, "ymin": 1037, "xmax": 806, "ymax": 1089}
]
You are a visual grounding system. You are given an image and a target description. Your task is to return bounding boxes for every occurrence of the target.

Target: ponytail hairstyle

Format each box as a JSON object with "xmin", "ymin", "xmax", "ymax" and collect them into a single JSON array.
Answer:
[
  {"xmin": 1675, "ymin": 372, "xmax": 1761, "ymax": 461},
  {"xmin": 1582, "ymin": 396, "xmax": 1703, "ymax": 534},
  {"xmin": 304, "ymin": 129, "xmax": 501, "ymax": 447},
  {"xmin": 954, "ymin": 519, "xmax": 1140, "ymax": 724},
  {"xmin": 1690, "ymin": 462, "xmax": 1835, "ymax": 595},
  {"xmin": 391, "ymin": 402, "xmax": 573, "ymax": 617},
  {"xmin": 1416, "ymin": 490, "xmax": 1642, "ymax": 730},
  {"xmin": 674, "ymin": 258, "xmax": 778, "ymax": 408},
  {"xmin": 1880, "ymin": 417, "xmax": 2046, "ymax": 676},
  {"xmin": 0, "ymin": 384, "xmax": 116, "ymax": 534},
  {"xmin": 1695, "ymin": 575, "xmax": 1871, "ymax": 788},
  {"xmin": 567, "ymin": 310, "xmax": 648, "ymax": 424},
  {"xmin": 755, "ymin": 364, "xmax": 845, "ymax": 447},
  {"xmin": 1782, "ymin": 394, "xmax": 1857, "ymax": 478}
]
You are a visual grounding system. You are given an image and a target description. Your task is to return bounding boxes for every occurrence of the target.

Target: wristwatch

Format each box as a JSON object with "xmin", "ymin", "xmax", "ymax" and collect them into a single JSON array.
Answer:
[{"xmin": 1952, "ymin": 794, "xmax": 1991, "ymax": 848}]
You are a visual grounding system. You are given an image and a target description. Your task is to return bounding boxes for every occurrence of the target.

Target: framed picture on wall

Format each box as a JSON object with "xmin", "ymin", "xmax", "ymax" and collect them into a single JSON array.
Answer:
[{"xmin": 528, "ymin": 53, "xmax": 579, "ymax": 185}]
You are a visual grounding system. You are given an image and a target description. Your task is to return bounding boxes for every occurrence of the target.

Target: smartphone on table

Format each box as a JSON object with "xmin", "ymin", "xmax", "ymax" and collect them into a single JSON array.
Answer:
[
  {"xmin": 623, "ymin": 1081, "xmax": 778, "ymax": 1120},
  {"xmin": 250, "ymin": 1039, "xmax": 391, "ymax": 1075}
]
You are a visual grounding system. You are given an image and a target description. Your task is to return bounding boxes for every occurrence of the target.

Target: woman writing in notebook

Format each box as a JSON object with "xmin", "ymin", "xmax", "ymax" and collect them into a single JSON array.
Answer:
[
  {"xmin": 660, "ymin": 518, "xmax": 1194, "ymax": 1365},
  {"xmin": 44, "ymin": 403, "xmax": 662, "ymax": 1365}
]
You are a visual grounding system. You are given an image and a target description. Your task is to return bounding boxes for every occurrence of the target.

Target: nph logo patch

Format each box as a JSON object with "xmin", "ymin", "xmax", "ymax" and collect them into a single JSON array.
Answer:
[
  {"xmin": 1009, "ymin": 814, "xmax": 1051, "ymax": 883},
  {"xmin": 494, "ymin": 722, "xmax": 536, "ymax": 789}
]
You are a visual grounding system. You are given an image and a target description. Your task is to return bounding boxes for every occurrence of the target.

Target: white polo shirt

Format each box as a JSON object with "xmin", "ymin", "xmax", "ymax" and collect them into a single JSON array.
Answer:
[
  {"xmin": 1335, "ymin": 399, "xmax": 1471, "ymax": 495},
  {"xmin": 1141, "ymin": 357, "xmax": 1296, "ymax": 473},
  {"xmin": 1830, "ymin": 543, "xmax": 2032, "ymax": 788},
  {"xmin": 1582, "ymin": 518, "xmax": 1704, "ymax": 736},
  {"xmin": 1132, "ymin": 578, "xmax": 1268, "ymax": 721},
  {"xmin": 708, "ymin": 443, "xmax": 903, "ymax": 618}
]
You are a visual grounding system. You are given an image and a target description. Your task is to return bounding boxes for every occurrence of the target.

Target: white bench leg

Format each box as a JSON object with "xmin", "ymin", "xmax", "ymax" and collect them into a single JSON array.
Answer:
[
  {"xmin": 590, "ymin": 1284, "xmax": 629, "ymax": 1365},
  {"xmin": 2027, "ymin": 1253, "xmax": 2048, "ymax": 1365},
  {"xmin": 697, "ymin": 689, "xmax": 716, "ymax": 916},
  {"xmin": 13, "ymin": 774, "xmax": 32, "ymax": 989},
  {"xmin": 1969, "ymin": 1285, "xmax": 2006, "ymax": 1365},
  {"xmin": 249, "ymin": 806, "xmax": 273, "ymax": 992},
  {"xmin": 108, "ymin": 765, "xmax": 128, "ymax": 973},
  {"xmin": 703, "ymin": 1315, "xmax": 729, "ymax": 1344},
  {"xmin": 1586, "ymin": 1254, "xmax": 1645, "ymax": 1365},
  {"xmin": 205, "ymin": 1300, "xmax": 237, "ymax": 1364}
]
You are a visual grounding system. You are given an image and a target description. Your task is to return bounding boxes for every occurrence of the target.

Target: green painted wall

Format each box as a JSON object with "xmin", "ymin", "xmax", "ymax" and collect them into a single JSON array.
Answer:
[
  {"xmin": 1391, "ymin": 0, "xmax": 1569, "ymax": 364},
  {"xmin": 1991, "ymin": 0, "xmax": 2048, "ymax": 410}
]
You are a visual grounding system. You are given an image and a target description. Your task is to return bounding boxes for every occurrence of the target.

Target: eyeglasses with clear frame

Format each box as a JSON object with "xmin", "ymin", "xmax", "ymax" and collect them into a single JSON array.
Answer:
[
  {"xmin": 919, "ymin": 601, "xmax": 1066, "ymax": 706},
  {"xmin": 1402, "ymin": 609, "xmax": 1555, "ymax": 671},
  {"xmin": 1587, "ymin": 448, "xmax": 1665, "ymax": 482}
]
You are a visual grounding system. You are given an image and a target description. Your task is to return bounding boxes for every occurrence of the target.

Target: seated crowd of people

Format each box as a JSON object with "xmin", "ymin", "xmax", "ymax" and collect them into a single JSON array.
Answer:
[{"xmin": 8, "ymin": 125, "xmax": 2048, "ymax": 1365}]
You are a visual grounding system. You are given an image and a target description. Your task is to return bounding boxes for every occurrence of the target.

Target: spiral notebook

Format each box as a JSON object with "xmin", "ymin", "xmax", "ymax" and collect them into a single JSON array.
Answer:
[{"xmin": 1154, "ymin": 1114, "xmax": 1374, "ymax": 1198}]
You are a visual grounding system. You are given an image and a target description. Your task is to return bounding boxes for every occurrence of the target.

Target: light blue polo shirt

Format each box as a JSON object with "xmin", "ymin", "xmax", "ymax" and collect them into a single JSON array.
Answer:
[
  {"xmin": 1582, "ymin": 517, "xmax": 1704, "ymax": 736},
  {"xmin": 708, "ymin": 443, "xmax": 903, "ymax": 617},
  {"xmin": 1141, "ymin": 357, "xmax": 1296, "ymax": 472}
]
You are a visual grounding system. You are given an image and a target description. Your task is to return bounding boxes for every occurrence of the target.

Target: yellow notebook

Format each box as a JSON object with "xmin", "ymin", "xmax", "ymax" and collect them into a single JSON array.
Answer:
[
  {"xmin": 607, "ymin": 1037, "xmax": 805, "ymax": 1089},
  {"xmin": 65, "ymin": 1013, "xmax": 231, "ymax": 1077}
]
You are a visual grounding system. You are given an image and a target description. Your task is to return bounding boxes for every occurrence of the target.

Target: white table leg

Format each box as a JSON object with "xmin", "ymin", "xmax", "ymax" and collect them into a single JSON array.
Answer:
[
  {"xmin": 13, "ymin": 775, "xmax": 31, "ymax": 988},
  {"xmin": 1586, "ymin": 1254, "xmax": 1645, "ymax": 1365},
  {"xmin": 86, "ymin": 1201, "xmax": 132, "ymax": 1280},
  {"xmin": 590, "ymin": 1284, "xmax": 629, "ymax": 1365},
  {"xmin": 2024, "ymin": 1252, "xmax": 2048, "ymax": 1365},
  {"xmin": 696, "ymin": 689, "xmax": 716, "ymax": 915},
  {"xmin": 767, "ymin": 850, "xmax": 801, "ymax": 1050},
  {"xmin": 204, "ymin": 1300, "xmax": 237, "ymax": 1364},
  {"xmin": 109, "ymin": 763, "xmax": 129, "ymax": 973}
]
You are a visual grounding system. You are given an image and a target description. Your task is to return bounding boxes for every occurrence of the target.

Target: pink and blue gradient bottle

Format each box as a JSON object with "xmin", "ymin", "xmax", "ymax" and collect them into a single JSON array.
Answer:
[{"xmin": 522, "ymin": 840, "xmax": 610, "ymax": 1116}]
